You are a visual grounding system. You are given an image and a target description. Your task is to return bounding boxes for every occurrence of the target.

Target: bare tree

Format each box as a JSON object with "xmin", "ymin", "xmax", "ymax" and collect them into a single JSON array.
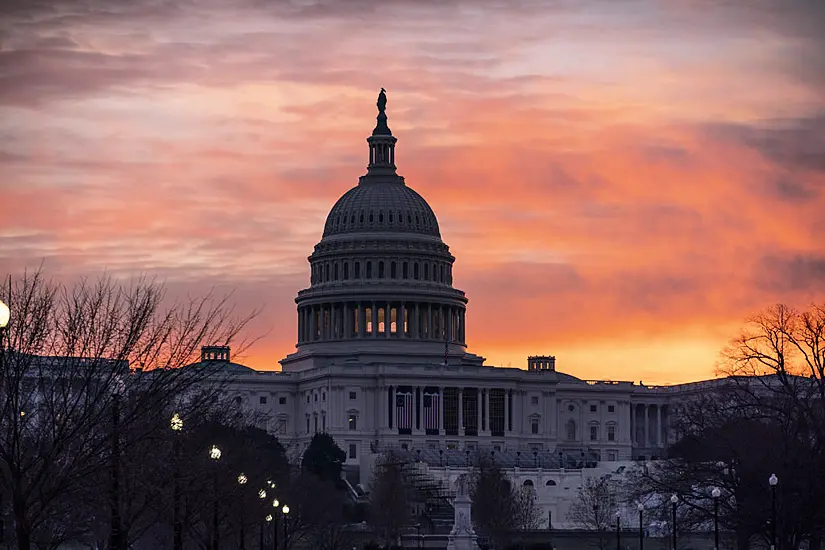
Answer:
[
  {"xmin": 369, "ymin": 451, "xmax": 412, "ymax": 546},
  {"xmin": 621, "ymin": 303, "xmax": 825, "ymax": 550},
  {"xmin": 567, "ymin": 475, "xmax": 617, "ymax": 549},
  {"xmin": 470, "ymin": 456, "xmax": 544, "ymax": 548},
  {"xmin": 0, "ymin": 269, "xmax": 257, "ymax": 550}
]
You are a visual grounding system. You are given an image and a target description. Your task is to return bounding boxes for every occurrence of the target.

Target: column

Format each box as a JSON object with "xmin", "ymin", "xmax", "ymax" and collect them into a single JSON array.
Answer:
[
  {"xmin": 399, "ymin": 303, "xmax": 406, "ymax": 338},
  {"xmin": 458, "ymin": 388, "xmax": 463, "ymax": 434},
  {"xmin": 656, "ymin": 405, "xmax": 663, "ymax": 447},
  {"xmin": 643, "ymin": 405, "xmax": 649, "ymax": 447},
  {"xmin": 343, "ymin": 304, "xmax": 351, "ymax": 338},
  {"xmin": 417, "ymin": 387, "xmax": 423, "ymax": 432},
  {"xmin": 439, "ymin": 386, "xmax": 445, "ymax": 434},
  {"xmin": 413, "ymin": 303, "xmax": 420, "ymax": 339},
  {"xmin": 504, "ymin": 390, "xmax": 509, "ymax": 433},
  {"xmin": 426, "ymin": 304, "xmax": 432, "ymax": 339},
  {"xmin": 484, "ymin": 389, "xmax": 490, "ymax": 433},
  {"xmin": 371, "ymin": 302, "xmax": 377, "ymax": 337},
  {"xmin": 390, "ymin": 386, "xmax": 396, "ymax": 429},
  {"xmin": 310, "ymin": 306, "xmax": 317, "ymax": 341},
  {"xmin": 477, "ymin": 389, "xmax": 482, "ymax": 432},
  {"xmin": 358, "ymin": 304, "xmax": 366, "ymax": 338},
  {"xmin": 297, "ymin": 308, "xmax": 303, "ymax": 344},
  {"xmin": 385, "ymin": 302, "xmax": 391, "ymax": 338}
]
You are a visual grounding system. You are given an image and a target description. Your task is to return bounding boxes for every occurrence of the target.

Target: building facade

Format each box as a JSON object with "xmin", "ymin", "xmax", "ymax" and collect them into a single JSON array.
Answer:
[{"xmin": 216, "ymin": 91, "xmax": 713, "ymax": 527}]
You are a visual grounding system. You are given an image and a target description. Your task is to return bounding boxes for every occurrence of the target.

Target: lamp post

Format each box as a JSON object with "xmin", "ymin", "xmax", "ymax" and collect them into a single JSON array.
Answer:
[
  {"xmin": 282, "ymin": 505, "xmax": 290, "ymax": 550},
  {"xmin": 637, "ymin": 503, "xmax": 644, "ymax": 550},
  {"xmin": 670, "ymin": 494, "xmax": 678, "ymax": 550},
  {"xmin": 170, "ymin": 413, "xmax": 184, "ymax": 550},
  {"xmin": 237, "ymin": 473, "xmax": 248, "ymax": 550},
  {"xmin": 210, "ymin": 445, "xmax": 222, "ymax": 550},
  {"xmin": 0, "ymin": 298, "xmax": 9, "ymax": 546},
  {"xmin": 109, "ymin": 376, "xmax": 126, "ymax": 550},
  {"xmin": 271, "ymin": 498, "xmax": 279, "ymax": 550},
  {"xmin": 259, "ymin": 487, "xmax": 268, "ymax": 550},
  {"xmin": 712, "ymin": 487, "xmax": 721, "ymax": 550},
  {"xmin": 615, "ymin": 511, "xmax": 621, "ymax": 550},
  {"xmin": 769, "ymin": 474, "xmax": 778, "ymax": 550}
]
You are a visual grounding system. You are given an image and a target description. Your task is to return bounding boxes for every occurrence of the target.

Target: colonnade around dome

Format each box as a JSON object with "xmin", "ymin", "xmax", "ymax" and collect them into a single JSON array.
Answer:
[{"xmin": 297, "ymin": 301, "xmax": 466, "ymax": 345}]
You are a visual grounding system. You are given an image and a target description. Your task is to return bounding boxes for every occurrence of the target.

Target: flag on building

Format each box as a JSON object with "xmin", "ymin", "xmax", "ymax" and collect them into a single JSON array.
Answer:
[
  {"xmin": 423, "ymin": 392, "xmax": 440, "ymax": 432},
  {"xmin": 395, "ymin": 392, "xmax": 413, "ymax": 430}
]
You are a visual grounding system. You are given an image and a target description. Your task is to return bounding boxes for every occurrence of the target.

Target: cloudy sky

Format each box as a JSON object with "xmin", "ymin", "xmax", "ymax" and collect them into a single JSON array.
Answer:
[{"xmin": 2, "ymin": 0, "xmax": 824, "ymax": 383}]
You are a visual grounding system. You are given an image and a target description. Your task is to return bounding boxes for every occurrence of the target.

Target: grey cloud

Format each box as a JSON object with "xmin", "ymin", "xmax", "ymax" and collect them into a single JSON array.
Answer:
[{"xmin": 756, "ymin": 253, "xmax": 825, "ymax": 294}]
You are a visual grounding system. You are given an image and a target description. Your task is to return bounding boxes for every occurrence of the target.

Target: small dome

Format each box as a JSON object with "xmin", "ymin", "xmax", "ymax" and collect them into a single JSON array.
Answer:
[{"xmin": 322, "ymin": 181, "xmax": 441, "ymax": 238}]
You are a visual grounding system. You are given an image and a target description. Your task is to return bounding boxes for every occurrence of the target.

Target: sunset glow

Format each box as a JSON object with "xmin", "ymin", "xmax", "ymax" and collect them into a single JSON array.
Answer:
[{"xmin": 2, "ymin": 0, "xmax": 824, "ymax": 383}]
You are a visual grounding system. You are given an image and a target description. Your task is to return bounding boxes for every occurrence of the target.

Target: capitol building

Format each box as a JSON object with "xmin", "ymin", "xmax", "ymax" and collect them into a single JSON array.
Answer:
[{"xmin": 213, "ymin": 90, "xmax": 716, "ymax": 528}]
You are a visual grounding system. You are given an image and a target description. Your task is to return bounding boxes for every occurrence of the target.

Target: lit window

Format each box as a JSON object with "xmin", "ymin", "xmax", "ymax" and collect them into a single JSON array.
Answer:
[{"xmin": 348, "ymin": 414, "xmax": 357, "ymax": 430}]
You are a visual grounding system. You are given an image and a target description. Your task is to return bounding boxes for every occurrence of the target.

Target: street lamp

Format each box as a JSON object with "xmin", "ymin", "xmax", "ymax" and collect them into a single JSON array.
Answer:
[
  {"xmin": 769, "ymin": 474, "xmax": 778, "ymax": 550},
  {"xmin": 282, "ymin": 505, "xmax": 290, "ymax": 550},
  {"xmin": 637, "ymin": 503, "xmax": 644, "ymax": 550},
  {"xmin": 171, "ymin": 414, "xmax": 184, "ymax": 550},
  {"xmin": 210, "ymin": 445, "xmax": 222, "ymax": 550},
  {"xmin": 237, "ymin": 474, "xmax": 249, "ymax": 550},
  {"xmin": 712, "ymin": 487, "xmax": 721, "ymax": 550},
  {"xmin": 670, "ymin": 494, "xmax": 678, "ymax": 550},
  {"xmin": 615, "ymin": 511, "xmax": 621, "ymax": 550}
]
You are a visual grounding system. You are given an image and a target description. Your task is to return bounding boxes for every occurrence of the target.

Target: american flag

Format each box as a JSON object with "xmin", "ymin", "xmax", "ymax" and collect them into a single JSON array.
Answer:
[
  {"xmin": 395, "ymin": 392, "xmax": 413, "ymax": 430},
  {"xmin": 423, "ymin": 392, "xmax": 440, "ymax": 432}
]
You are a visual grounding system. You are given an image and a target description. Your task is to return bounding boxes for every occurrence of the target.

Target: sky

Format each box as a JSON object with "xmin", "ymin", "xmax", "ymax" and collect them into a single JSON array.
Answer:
[{"xmin": 1, "ymin": 0, "xmax": 824, "ymax": 384}]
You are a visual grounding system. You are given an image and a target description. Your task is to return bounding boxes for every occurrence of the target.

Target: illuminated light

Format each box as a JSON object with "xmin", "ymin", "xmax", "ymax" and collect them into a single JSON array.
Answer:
[
  {"xmin": 20, "ymin": 411, "xmax": 25, "ymax": 417},
  {"xmin": 209, "ymin": 445, "xmax": 221, "ymax": 460},
  {"xmin": 238, "ymin": 473, "xmax": 248, "ymax": 485},
  {"xmin": 282, "ymin": 505, "xmax": 289, "ymax": 515},
  {"xmin": 258, "ymin": 489, "xmax": 266, "ymax": 499},
  {"xmin": 0, "ymin": 300, "xmax": 9, "ymax": 328},
  {"xmin": 265, "ymin": 514, "xmax": 273, "ymax": 522},
  {"xmin": 170, "ymin": 413, "xmax": 183, "ymax": 431},
  {"xmin": 273, "ymin": 499, "xmax": 279, "ymax": 508}
]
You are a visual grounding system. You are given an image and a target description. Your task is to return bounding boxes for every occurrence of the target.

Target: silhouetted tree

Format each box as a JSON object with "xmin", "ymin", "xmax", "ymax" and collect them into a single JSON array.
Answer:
[
  {"xmin": 369, "ymin": 451, "xmax": 412, "ymax": 546},
  {"xmin": 567, "ymin": 475, "xmax": 617, "ymax": 549},
  {"xmin": 301, "ymin": 432, "xmax": 346, "ymax": 485},
  {"xmin": 470, "ymin": 457, "xmax": 543, "ymax": 548},
  {"xmin": 623, "ymin": 303, "xmax": 825, "ymax": 550},
  {"xmin": 0, "ymin": 269, "xmax": 257, "ymax": 550}
]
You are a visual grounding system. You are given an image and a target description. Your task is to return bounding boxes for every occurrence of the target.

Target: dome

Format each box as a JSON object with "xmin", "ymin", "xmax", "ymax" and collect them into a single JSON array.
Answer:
[{"xmin": 322, "ymin": 181, "xmax": 441, "ymax": 238}]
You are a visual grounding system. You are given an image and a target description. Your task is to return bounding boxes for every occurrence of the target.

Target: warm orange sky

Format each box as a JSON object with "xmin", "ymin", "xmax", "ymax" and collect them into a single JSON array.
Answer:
[{"xmin": 2, "ymin": 0, "xmax": 824, "ymax": 384}]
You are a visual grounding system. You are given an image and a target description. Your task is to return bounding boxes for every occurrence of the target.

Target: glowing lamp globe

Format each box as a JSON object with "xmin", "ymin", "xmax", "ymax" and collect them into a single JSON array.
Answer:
[{"xmin": 0, "ymin": 300, "xmax": 9, "ymax": 328}]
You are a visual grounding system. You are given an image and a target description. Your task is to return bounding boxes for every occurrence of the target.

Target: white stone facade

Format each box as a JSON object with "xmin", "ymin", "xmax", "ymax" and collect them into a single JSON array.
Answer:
[{"xmin": 214, "ymin": 92, "xmax": 718, "ymax": 525}]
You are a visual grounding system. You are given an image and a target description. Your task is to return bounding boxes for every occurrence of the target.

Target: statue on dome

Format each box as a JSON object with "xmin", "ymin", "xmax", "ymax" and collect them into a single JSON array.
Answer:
[{"xmin": 377, "ymin": 87, "xmax": 387, "ymax": 114}]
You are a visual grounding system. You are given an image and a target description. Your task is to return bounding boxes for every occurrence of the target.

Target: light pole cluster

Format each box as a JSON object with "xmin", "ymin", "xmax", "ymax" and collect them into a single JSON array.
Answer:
[
  {"xmin": 769, "ymin": 474, "xmax": 778, "ymax": 550},
  {"xmin": 171, "ymin": 413, "xmax": 184, "ymax": 550}
]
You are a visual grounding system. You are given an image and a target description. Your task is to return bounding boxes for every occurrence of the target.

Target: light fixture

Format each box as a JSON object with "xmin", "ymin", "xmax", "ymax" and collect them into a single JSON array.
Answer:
[
  {"xmin": 670, "ymin": 494, "xmax": 678, "ymax": 504},
  {"xmin": 238, "ymin": 473, "xmax": 248, "ymax": 485},
  {"xmin": 637, "ymin": 503, "xmax": 644, "ymax": 511},
  {"xmin": 0, "ymin": 300, "xmax": 9, "ymax": 328},
  {"xmin": 265, "ymin": 514, "xmax": 273, "ymax": 522},
  {"xmin": 170, "ymin": 413, "xmax": 183, "ymax": 432},
  {"xmin": 282, "ymin": 505, "xmax": 289, "ymax": 515},
  {"xmin": 712, "ymin": 487, "xmax": 721, "ymax": 498},
  {"xmin": 273, "ymin": 499, "xmax": 279, "ymax": 508},
  {"xmin": 258, "ymin": 489, "xmax": 267, "ymax": 499},
  {"xmin": 209, "ymin": 445, "xmax": 221, "ymax": 460},
  {"xmin": 769, "ymin": 473, "xmax": 778, "ymax": 486}
]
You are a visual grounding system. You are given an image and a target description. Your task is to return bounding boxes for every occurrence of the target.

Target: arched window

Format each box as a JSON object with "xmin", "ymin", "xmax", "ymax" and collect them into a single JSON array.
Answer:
[
  {"xmin": 424, "ymin": 263, "xmax": 429, "ymax": 280},
  {"xmin": 333, "ymin": 263, "xmax": 339, "ymax": 280},
  {"xmin": 369, "ymin": 212, "xmax": 374, "ymax": 223},
  {"xmin": 566, "ymin": 419, "xmax": 577, "ymax": 441},
  {"xmin": 391, "ymin": 261, "xmax": 397, "ymax": 278},
  {"xmin": 366, "ymin": 261, "xmax": 372, "ymax": 279},
  {"xmin": 343, "ymin": 262, "xmax": 349, "ymax": 280},
  {"xmin": 403, "ymin": 262, "xmax": 409, "ymax": 279},
  {"xmin": 378, "ymin": 261, "xmax": 385, "ymax": 278},
  {"xmin": 523, "ymin": 480, "xmax": 534, "ymax": 487},
  {"xmin": 545, "ymin": 480, "xmax": 557, "ymax": 486},
  {"xmin": 379, "ymin": 212, "xmax": 384, "ymax": 223},
  {"xmin": 354, "ymin": 262, "xmax": 361, "ymax": 279},
  {"xmin": 414, "ymin": 263, "xmax": 420, "ymax": 280},
  {"xmin": 324, "ymin": 263, "xmax": 330, "ymax": 282}
]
